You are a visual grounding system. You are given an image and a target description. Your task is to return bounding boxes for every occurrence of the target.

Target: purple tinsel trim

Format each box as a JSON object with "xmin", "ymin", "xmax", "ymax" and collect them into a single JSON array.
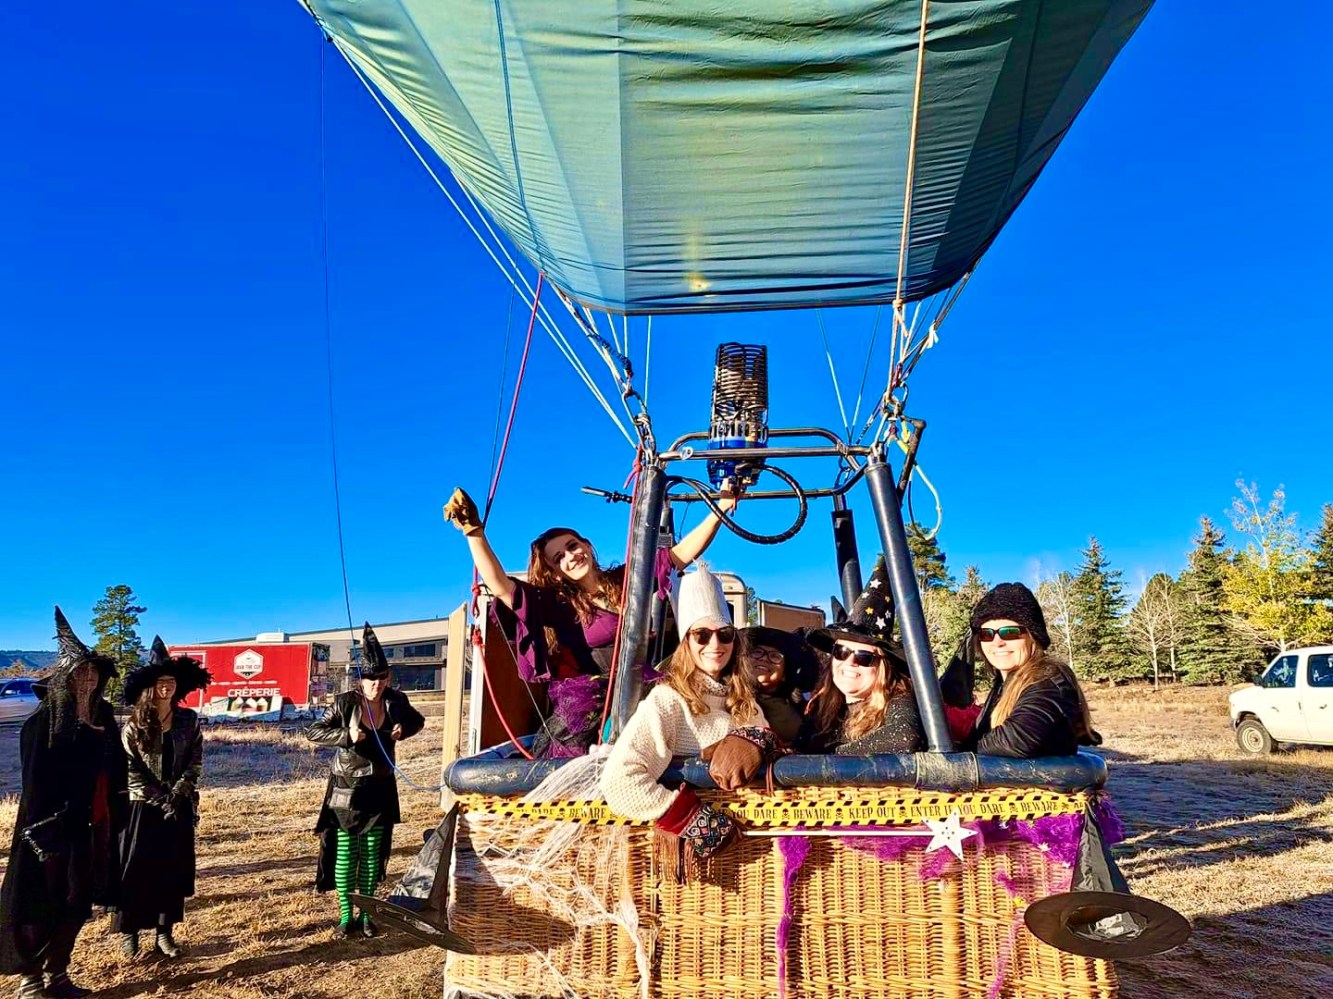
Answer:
[
  {"xmin": 775, "ymin": 837, "xmax": 812, "ymax": 999},
  {"xmin": 549, "ymin": 674, "xmax": 605, "ymax": 733}
]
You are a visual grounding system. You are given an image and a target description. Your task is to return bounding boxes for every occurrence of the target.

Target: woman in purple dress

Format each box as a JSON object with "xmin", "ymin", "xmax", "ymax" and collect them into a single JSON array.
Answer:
[{"xmin": 444, "ymin": 485, "xmax": 737, "ymax": 756}]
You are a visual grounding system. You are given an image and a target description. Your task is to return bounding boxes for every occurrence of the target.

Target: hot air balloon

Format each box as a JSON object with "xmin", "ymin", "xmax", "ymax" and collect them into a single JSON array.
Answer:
[{"xmin": 296, "ymin": 2, "xmax": 1188, "ymax": 995}]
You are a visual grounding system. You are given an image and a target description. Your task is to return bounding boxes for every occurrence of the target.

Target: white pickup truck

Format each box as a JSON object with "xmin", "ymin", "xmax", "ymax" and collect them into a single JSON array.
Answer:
[{"xmin": 1229, "ymin": 646, "xmax": 1333, "ymax": 753}]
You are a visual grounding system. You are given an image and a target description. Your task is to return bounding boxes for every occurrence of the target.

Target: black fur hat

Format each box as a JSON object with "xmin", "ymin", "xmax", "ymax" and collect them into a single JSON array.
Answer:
[
  {"xmin": 969, "ymin": 582, "xmax": 1051, "ymax": 649},
  {"xmin": 122, "ymin": 636, "xmax": 212, "ymax": 706}
]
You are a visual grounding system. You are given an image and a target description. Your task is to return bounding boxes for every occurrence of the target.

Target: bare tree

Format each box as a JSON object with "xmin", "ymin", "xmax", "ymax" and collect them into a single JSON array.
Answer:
[
  {"xmin": 1128, "ymin": 573, "xmax": 1177, "ymax": 688},
  {"xmin": 1036, "ymin": 569, "xmax": 1080, "ymax": 671}
]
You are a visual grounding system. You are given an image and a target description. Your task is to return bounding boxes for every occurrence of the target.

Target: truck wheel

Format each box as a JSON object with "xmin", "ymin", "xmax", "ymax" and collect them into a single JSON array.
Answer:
[{"xmin": 1236, "ymin": 718, "xmax": 1274, "ymax": 755}]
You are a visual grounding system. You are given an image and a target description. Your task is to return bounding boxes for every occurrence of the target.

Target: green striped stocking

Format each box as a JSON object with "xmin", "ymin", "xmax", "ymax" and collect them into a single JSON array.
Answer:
[
  {"xmin": 334, "ymin": 829, "xmax": 360, "ymax": 926},
  {"xmin": 358, "ymin": 825, "xmax": 385, "ymax": 922}
]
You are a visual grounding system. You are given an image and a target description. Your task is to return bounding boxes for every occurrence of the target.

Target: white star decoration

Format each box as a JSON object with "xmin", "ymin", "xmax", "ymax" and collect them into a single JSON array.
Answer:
[
  {"xmin": 924, "ymin": 810, "xmax": 978, "ymax": 859},
  {"xmin": 868, "ymin": 578, "xmax": 882, "ymax": 588},
  {"xmin": 875, "ymin": 615, "xmax": 888, "ymax": 629}
]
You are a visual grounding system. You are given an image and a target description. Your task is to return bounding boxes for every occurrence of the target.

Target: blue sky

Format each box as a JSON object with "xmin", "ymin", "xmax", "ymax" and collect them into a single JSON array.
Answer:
[{"xmin": 3, "ymin": 3, "xmax": 1329, "ymax": 650}]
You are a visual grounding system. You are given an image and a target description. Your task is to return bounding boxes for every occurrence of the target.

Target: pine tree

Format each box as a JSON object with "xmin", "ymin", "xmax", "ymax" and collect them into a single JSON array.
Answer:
[
  {"xmin": 1310, "ymin": 504, "xmax": 1333, "ymax": 601},
  {"xmin": 1073, "ymin": 538, "xmax": 1134, "ymax": 680},
  {"xmin": 92, "ymin": 584, "xmax": 147, "ymax": 702},
  {"xmin": 906, "ymin": 523, "xmax": 954, "ymax": 591},
  {"xmin": 1176, "ymin": 517, "xmax": 1243, "ymax": 683}
]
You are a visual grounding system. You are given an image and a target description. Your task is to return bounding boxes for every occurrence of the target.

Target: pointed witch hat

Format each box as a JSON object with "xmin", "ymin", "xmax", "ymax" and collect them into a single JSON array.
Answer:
[
  {"xmin": 357, "ymin": 622, "xmax": 393, "ymax": 679},
  {"xmin": 40, "ymin": 607, "xmax": 117, "ymax": 744},
  {"xmin": 808, "ymin": 556, "xmax": 904, "ymax": 668},
  {"xmin": 123, "ymin": 636, "xmax": 212, "ymax": 706},
  {"xmin": 1024, "ymin": 806, "xmax": 1191, "ymax": 959}
]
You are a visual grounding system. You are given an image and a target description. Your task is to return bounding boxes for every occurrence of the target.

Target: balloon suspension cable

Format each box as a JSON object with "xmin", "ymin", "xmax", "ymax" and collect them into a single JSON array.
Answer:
[
  {"xmin": 816, "ymin": 309, "xmax": 851, "ymax": 440},
  {"xmin": 329, "ymin": 39, "xmax": 637, "ymax": 447}
]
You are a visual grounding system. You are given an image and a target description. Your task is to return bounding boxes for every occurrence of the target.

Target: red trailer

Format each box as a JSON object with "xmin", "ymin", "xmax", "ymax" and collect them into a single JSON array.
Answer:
[{"xmin": 168, "ymin": 642, "xmax": 331, "ymax": 720}]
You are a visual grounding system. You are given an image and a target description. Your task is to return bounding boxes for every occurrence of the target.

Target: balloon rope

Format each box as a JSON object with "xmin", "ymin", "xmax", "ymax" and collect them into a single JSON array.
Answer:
[{"xmin": 893, "ymin": 0, "xmax": 932, "ymax": 313}]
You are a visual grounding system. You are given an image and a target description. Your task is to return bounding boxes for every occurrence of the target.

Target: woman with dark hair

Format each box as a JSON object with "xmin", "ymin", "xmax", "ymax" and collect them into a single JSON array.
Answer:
[
  {"xmin": 113, "ymin": 638, "xmax": 210, "ymax": 960},
  {"xmin": 961, "ymin": 583, "xmax": 1100, "ymax": 758},
  {"xmin": 443, "ymin": 484, "xmax": 737, "ymax": 757},
  {"xmin": 307, "ymin": 623, "xmax": 425, "ymax": 939},
  {"xmin": 798, "ymin": 558, "xmax": 925, "ymax": 755},
  {"xmin": 601, "ymin": 565, "xmax": 776, "ymax": 872},
  {"xmin": 740, "ymin": 626, "xmax": 819, "ymax": 746},
  {"xmin": 0, "ymin": 608, "xmax": 126, "ymax": 999}
]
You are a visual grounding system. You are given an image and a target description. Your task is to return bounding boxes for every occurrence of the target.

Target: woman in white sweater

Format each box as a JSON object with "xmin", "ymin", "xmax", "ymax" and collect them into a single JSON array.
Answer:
[{"xmin": 600, "ymin": 565, "xmax": 776, "ymax": 864}]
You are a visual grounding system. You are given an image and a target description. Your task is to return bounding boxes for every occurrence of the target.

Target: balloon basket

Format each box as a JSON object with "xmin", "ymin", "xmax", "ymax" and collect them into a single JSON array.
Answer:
[{"xmin": 442, "ymin": 784, "xmax": 1118, "ymax": 999}]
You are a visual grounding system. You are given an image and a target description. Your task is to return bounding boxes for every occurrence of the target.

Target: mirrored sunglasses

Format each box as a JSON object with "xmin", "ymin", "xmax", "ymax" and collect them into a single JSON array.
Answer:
[{"xmin": 976, "ymin": 625, "xmax": 1027, "ymax": 642}]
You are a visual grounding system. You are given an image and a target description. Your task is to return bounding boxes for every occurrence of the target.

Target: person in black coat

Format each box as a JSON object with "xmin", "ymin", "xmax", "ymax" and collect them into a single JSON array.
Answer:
[
  {"xmin": 0, "ymin": 608, "xmax": 127, "ymax": 999},
  {"xmin": 112, "ymin": 638, "xmax": 211, "ymax": 960},
  {"xmin": 797, "ymin": 558, "xmax": 925, "ymax": 755},
  {"xmin": 962, "ymin": 583, "xmax": 1101, "ymax": 758},
  {"xmin": 740, "ymin": 626, "xmax": 819, "ymax": 747},
  {"xmin": 306, "ymin": 623, "xmax": 425, "ymax": 939}
]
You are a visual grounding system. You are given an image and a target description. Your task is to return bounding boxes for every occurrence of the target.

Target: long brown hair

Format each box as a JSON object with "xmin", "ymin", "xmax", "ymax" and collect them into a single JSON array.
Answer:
[
  {"xmin": 807, "ymin": 649, "xmax": 911, "ymax": 744},
  {"xmin": 661, "ymin": 632, "xmax": 762, "ymax": 725},
  {"xmin": 126, "ymin": 685, "xmax": 169, "ymax": 754},
  {"xmin": 986, "ymin": 641, "xmax": 1095, "ymax": 741},
  {"xmin": 527, "ymin": 527, "xmax": 624, "ymax": 626}
]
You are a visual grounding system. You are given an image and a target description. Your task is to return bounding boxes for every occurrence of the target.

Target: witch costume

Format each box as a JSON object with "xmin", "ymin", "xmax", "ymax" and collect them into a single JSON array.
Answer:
[
  {"xmin": 307, "ymin": 623, "xmax": 425, "ymax": 937},
  {"xmin": 112, "ymin": 637, "xmax": 210, "ymax": 959},
  {"xmin": 0, "ymin": 608, "xmax": 127, "ymax": 999},
  {"xmin": 799, "ymin": 557, "xmax": 926, "ymax": 755}
]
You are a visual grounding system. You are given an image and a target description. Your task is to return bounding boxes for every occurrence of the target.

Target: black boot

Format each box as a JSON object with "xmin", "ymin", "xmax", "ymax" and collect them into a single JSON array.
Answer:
[
  {"xmin": 14, "ymin": 976, "xmax": 49, "ymax": 999},
  {"xmin": 41, "ymin": 973, "xmax": 90, "ymax": 999},
  {"xmin": 359, "ymin": 913, "xmax": 378, "ymax": 939},
  {"xmin": 335, "ymin": 920, "xmax": 354, "ymax": 940},
  {"xmin": 119, "ymin": 931, "xmax": 139, "ymax": 958},
  {"xmin": 155, "ymin": 931, "xmax": 182, "ymax": 959}
]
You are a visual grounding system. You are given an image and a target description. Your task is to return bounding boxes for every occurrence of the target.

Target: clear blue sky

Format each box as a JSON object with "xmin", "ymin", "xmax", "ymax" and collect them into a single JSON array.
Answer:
[{"xmin": 3, "ymin": 3, "xmax": 1329, "ymax": 650}]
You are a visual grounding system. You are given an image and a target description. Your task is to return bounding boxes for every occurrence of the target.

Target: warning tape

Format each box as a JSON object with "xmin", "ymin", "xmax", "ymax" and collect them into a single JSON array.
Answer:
[{"xmin": 457, "ymin": 790, "xmax": 1088, "ymax": 829}]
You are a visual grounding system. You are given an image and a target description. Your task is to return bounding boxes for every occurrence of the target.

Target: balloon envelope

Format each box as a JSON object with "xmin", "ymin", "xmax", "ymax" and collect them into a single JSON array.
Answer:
[{"xmin": 305, "ymin": 0, "xmax": 1153, "ymax": 315}]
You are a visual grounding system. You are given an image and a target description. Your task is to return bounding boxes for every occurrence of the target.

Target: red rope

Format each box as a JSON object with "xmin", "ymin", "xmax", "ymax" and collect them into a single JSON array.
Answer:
[{"xmin": 473, "ymin": 273, "xmax": 543, "ymax": 760}]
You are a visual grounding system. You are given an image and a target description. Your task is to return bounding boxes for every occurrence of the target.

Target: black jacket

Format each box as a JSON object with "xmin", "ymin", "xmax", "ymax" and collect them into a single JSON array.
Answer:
[
  {"xmin": 797, "ymin": 691, "xmax": 926, "ymax": 755},
  {"xmin": 966, "ymin": 671, "xmax": 1098, "ymax": 758},
  {"xmin": 0, "ymin": 699, "xmax": 127, "ymax": 973}
]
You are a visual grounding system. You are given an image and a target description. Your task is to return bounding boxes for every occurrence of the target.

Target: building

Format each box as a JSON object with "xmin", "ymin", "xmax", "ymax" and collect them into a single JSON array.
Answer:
[{"xmin": 202, "ymin": 618, "xmax": 453, "ymax": 692}]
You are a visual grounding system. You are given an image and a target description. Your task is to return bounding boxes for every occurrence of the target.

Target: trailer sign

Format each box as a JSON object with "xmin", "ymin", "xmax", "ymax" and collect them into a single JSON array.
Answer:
[
  {"xmin": 170, "ymin": 641, "xmax": 331, "ymax": 720},
  {"xmin": 233, "ymin": 649, "xmax": 264, "ymax": 679}
]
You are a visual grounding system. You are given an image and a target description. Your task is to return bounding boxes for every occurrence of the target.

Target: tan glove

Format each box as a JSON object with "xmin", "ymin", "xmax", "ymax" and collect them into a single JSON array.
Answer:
[
  {"xmin": 701, "ymin": 727, "xmax": 775, "ymax": 790},
  {"xmin": 443, "ymin": 487, "xmax": 484, "ymax": 536}
]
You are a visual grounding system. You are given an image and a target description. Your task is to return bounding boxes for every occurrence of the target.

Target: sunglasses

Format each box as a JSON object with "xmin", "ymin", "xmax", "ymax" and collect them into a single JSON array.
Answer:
[
  {"xmin": 689, "ymin": 626, "xmax": 736, "ymax": 646},
  {"xmin": 976, "ymin": 625, "xmax": 1027, "ymax": 642},
  {"xmin": 831, "ymin": 643, "xmax": 882, "ymax": 668}
]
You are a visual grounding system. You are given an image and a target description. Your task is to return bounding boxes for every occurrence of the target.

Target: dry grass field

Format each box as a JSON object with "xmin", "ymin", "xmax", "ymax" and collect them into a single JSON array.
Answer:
[{"xmin": 0, "ymin": 686, "xmax": 1330, "ymax": 997}]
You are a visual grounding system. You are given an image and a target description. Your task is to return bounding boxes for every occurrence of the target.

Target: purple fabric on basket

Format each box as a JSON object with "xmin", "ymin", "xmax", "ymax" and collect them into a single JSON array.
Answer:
[
  {"xmin": 776, "ymin": 836, "xmax": 813, "ymax": 999},
  {"xmin": 549, "ymin": 674, "xmax": 605, "ymax": 734}
]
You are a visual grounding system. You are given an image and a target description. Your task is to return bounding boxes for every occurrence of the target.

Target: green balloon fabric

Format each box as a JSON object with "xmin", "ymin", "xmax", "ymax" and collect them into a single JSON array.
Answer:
[{"xmin": 304, "ymin": 0, "xmax": 1153, "ymax": 314}]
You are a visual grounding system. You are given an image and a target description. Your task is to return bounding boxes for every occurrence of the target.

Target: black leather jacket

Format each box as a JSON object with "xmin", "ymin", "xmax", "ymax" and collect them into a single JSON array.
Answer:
[
  {"xmin": 123, "ymin": 707, "xmax": 203, "ymax": 803},
  {"xmin": 966, "ymin": 673, "xmax": 1099, "ymax": 758},
  {"xmin": 305, "ymin": 689, "xmax": 425, "ymax": 780}
]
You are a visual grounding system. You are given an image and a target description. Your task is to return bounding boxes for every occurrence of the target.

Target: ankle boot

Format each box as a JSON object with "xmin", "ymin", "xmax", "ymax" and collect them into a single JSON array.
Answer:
[
  {"xmin": 14, "ymin": 976, "xmax": 48, "ymax": 999},
  {"xmin": 119, "ymin": 931, "xmax": 139, "ymax": 958},
  {"xmin": 155, "ymin": 931, "xmax": 182, "ymax": 959},
  {"xmin": 41, "ymin": 973, "xmax": 89, "ymax": 999}
]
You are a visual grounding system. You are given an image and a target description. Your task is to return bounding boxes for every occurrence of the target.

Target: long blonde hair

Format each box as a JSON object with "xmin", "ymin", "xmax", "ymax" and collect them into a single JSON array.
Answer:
[
  {"xmin": 988, "ymin": 643, "xmax": 1095, "ymax": 740},
  {"xmin": 661, "ymin": 633, "xmax": 762, "ymax": 725}
]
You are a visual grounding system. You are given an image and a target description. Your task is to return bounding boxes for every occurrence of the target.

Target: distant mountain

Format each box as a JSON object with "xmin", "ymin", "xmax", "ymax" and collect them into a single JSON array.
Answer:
[{"xmin": 0, "ymin": 650, "xmax": 57, "ymax": 673}]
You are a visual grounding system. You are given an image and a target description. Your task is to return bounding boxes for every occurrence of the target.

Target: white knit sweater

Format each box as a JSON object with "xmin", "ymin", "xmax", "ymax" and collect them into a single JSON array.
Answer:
[{"xmin": 600, "ymin": 674, "xmax": 767, "ymax": 822}]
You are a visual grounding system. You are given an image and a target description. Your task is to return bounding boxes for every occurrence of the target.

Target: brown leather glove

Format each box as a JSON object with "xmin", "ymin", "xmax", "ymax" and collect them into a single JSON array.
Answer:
[
  {"xmin": 700, "ymin": 726, "xmax": 776, "ymax": 790},
  {"xmin": 442, "ymin": 487, "xmax": 483, "ymax": 536}
]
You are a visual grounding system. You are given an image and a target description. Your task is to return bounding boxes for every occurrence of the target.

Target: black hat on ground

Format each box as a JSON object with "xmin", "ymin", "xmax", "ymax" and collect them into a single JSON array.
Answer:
[
  {"xmin": 740, "ymin": 626, "xmax": 821, "ymax": 693},
  {"xmin": 808, "ymin": 556, "xmax": 906, "ymax": 670},
  {"xmin": 122, "ymin": 636, "xmax": 212, "ymax": 706},
  {"xmin": 356, "ymin": 622, "xmax": 393, "ymax": 679},
  {"xmin": 969, "ymin": 582, "xmax": 1051, "ymax": 650}
]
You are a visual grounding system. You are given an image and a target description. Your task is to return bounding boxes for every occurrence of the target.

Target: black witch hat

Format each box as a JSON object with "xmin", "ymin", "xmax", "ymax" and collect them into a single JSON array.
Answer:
[
  {"xmin": 740, "ymin": 626, "xmax": 822, "ymax": 693},
  {"xmin": 356, "ymin": 622, "xmax": 393, "ymax": 679},
  {"xmin": 1024, "ymin": 806, "xmax": 1191, "ymax": 959},
  {"xmin": 122, "ymin": 636, "xmax": 212, "ymax": 706},
  {"xmin": 40, "ymin": 607, "xmax": 118, "ymax": 744},
  {"xmin": 809, "ymin": 557, "xmax": 905, "ymax": 668}
]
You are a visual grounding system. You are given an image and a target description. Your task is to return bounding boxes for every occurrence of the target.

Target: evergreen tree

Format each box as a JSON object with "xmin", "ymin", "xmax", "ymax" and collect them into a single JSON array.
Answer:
[
  {"xmin": 906, "ymin": 523, "xmax": 954, "ymax": 591},
  {"xmin": 1073, "ymin": 538, "xmax": 1135, "ymax": 679},
  {"xmin": 92, "ymin": 584, "xmax": 147, "ymax": 702},
  {"xmin": 1176, "ymin": 517, "xmax": 1244, "ymax": 683},
  {"xmin": 1310, "ymin": 504, "xmax": 1333, "ymax": 601}
]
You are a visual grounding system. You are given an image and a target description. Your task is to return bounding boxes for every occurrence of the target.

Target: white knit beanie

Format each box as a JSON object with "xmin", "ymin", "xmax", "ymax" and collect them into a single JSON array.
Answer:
[{"xmin": 674, "ymin": 562, "xmax": 731, "ymax": 634}]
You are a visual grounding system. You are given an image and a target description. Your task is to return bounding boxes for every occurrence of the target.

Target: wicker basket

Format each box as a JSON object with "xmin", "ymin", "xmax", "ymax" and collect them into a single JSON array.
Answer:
[{"xmin": 444, "ymin": 786, "xmax": 1118, "ymax": 999}]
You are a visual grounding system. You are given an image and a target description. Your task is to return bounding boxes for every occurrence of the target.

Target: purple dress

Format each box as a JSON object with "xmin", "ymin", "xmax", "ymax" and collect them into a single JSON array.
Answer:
[{"xmin": 491, "ymin": 549, "xmax": 675, "ymax": 757}]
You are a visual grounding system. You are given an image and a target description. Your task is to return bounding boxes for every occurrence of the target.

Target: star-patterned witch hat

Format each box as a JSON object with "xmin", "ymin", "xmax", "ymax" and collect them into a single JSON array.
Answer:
[{"xmin": 809, "ymin": 556, "xmax": 905, "ymax": 667}]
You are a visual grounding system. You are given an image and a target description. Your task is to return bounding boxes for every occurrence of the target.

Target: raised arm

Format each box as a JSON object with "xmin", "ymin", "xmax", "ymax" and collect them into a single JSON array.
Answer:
[
  {"xmin": 668, "ymin": 485, "xmax": 738, "ymax": 570},
  {"xmin": 444, "ymin": 487, "xmax": 516, "ymax": 606}
]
